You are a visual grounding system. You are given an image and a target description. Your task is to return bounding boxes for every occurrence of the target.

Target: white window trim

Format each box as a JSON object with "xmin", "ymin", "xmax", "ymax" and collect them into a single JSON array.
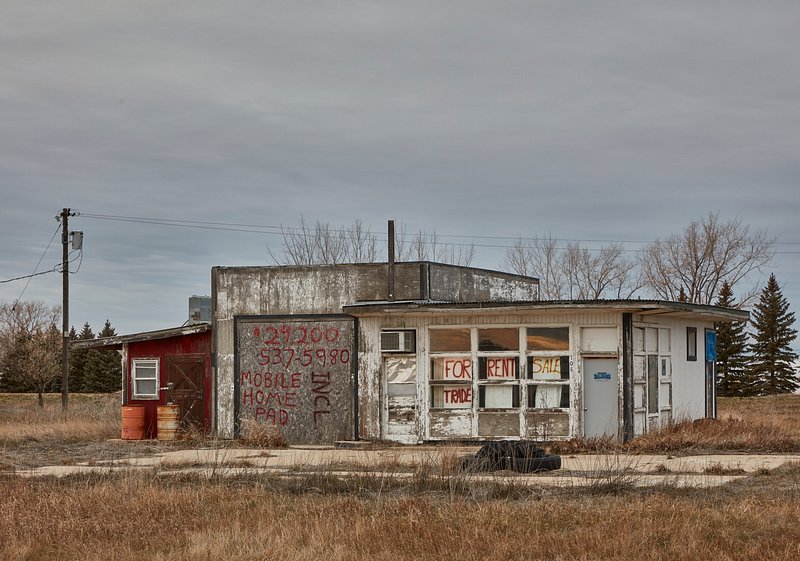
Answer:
[{"xmin": 132, "ymin": 358, "xmax": 160, "ymax": 400}]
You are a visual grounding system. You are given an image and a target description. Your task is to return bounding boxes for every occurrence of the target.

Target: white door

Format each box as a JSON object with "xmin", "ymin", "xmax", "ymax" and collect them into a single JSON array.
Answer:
[{"xmin": 583, "ymin": 358, "xmax": 619, "ymax": 438}]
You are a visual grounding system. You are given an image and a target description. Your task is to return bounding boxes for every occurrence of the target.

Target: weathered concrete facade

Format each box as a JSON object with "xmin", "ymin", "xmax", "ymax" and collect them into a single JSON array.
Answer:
[
  {"xmin": 346, "ymin": 301, "xmax": 745, "ymax": 443},
  {"xmin": 212, "ymin": 263, "xmax": 747, "ymax": 443},
  {"xmin": 211, "ymin": 262, "xmax": 540, "ymax": 441}
]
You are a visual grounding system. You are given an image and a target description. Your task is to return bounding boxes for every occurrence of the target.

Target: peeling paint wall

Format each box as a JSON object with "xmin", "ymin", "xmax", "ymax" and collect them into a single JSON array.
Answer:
[
  {"xmin": 236, "ymin": 317, "xmax": 354, "ymax": 443},
  {"xmin": 212, "ymin": 263, "xmax": 715, "ymax": 444},
  {"xmin": 212, "ymin": 263, "xmax": 539, "ymax": 439},
  {"xmin": 356, "ymin": 310, "xmax": 621, "ymax": 443}
]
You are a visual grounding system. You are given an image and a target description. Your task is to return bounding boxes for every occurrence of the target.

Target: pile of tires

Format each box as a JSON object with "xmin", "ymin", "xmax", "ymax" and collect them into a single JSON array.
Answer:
[{"xmin": 459, "ymin": 441, "xmax": 561, "ymax": 473}]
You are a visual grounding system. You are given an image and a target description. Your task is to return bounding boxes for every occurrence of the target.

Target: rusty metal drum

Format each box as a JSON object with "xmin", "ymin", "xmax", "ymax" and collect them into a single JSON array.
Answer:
[
  {"xmin": 156, "ymin": 404, "xmax": 181, "ymax": 440},
  {"xmin": 121, "ymin": 405, "xmax": 145, "ymax": 440}
]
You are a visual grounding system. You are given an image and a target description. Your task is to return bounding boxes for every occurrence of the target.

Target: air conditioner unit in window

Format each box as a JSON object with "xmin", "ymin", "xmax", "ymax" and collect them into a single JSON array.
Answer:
[{"xmin": 380, "ymin": 330, "xmax": 416, "ymax": 353}]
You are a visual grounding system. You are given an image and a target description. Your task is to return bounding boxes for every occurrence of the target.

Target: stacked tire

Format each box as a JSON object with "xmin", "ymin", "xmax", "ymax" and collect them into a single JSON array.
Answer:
[{"xmin": 459, "ymin": 441, "xmax": 561, "ymax": 473}]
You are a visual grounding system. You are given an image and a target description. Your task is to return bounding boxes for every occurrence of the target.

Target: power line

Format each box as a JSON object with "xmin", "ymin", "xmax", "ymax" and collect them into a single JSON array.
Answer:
[
  {"xmin": 77, "ymin": 212, "xmax": 800, "ymax": 254},
  {"xmin": 0, "ymin": 268, "xmax": 59, "ymax": 285},
  {"xmin": 8, "ymin": 223, "xmax": 61, "ymax": 309}
]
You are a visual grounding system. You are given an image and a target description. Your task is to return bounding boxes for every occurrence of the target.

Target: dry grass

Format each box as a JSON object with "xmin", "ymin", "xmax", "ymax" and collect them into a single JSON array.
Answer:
[
  {"xmin": 0, "ymin": 393, "xmax": 121, "ymax": 446},
  {"xmin": 2, "ymin": 393, "xmax": 800, "ymax": 559},
  {"xmin": 549, "ymin": 394, "xmax": 800, "ymax": 455},
  {"xmin": 1, "ymin": 472, "xmax": 799, "ymax": 561},
  {"xmin": 718, "ymin": 394, "xmax": 800, "ymax": 438}
]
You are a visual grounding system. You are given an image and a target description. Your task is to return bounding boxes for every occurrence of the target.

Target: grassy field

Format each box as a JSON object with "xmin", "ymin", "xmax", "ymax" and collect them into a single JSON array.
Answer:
[{"xmin": 1, "ymin": 393, "xmax": 800, "ymax": 560}]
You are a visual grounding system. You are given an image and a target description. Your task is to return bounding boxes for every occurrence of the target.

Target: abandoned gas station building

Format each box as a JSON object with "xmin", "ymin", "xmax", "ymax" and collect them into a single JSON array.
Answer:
[{"xmin": 211, "ymin": 262, "xmax": 748, "ymax": 444}]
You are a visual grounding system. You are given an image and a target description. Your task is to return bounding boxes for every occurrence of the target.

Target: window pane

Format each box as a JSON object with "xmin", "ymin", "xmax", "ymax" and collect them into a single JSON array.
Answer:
[
  {"xmin": 478, "ymin": 328, "xmax": 518, "ymax": 351},
  {"xmin": 387, "ymin": 383, "xmax": 416, "ymax": 397},
  {"xmin": 430, "ymin": 357, "xmax": 472, "ymax": 381},
  {"xmin": 135, "ymin": 379, "xmax": 157, "ymax": 396},
  {"xmin": 478, "ymin": 357, "xmax": 519, "ymax": 380},
  {"xmin": 687, "ymin": 327, "xmax": 697, "ymax": 361},
  {"xmin": 633, "ymin": 327, "xmax": 645, "ymax": 352},
  {"xmin": 528, "ymin": 356, "xmax": 569, "ymax": 380},
  {"xmin": 385, "ymin": 357, "xmax": 416, "ymax": 384},
  {"xmin": 479, "ymin": 385, "xmax": 519, "ymax": 408},
  {"xmin": 646, "ymin": 328, "xmax": 658, "ymax": 353},
  {"xmin": 633, "ymin": 356, "xmax": 646, "ymax": 381},
  {"xmin": 429, "ymin": 329, "xmax": 471, "ymax": 352},
  {"xmin": 659, "ymin": 329, "xmax": 671, "ymax": 353},
  {"xmin": 660, "ymin": 382, "xmax": 672, "ymax": 408},
  {"xmin": 647, "ymin": 354, "xmax": 659, "ymax": 413},
  {"xmin": 528, "ymin": 385, "xmax": 569, "ymax": 409},
  {"xmin": 431, "ymin": 385, "xmax": 472, "ymax": 408},
  {"xmin": 135, "ymin": 365, "xmax": 157, "ymax": 380},
  {"xmin": 526, "ymin": 327, "xmax": 569, "ymax": 351}
]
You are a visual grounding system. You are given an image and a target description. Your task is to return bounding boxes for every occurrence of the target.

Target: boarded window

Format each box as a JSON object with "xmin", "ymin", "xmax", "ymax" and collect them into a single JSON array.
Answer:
[
  {"xmin": 431, "ymin": 386, "xmax": 472, "ymax": 409},
  {"xmin": 478, "ymin": 357, "xmax": 519, "ymax": 380},
  {"xmin": 430, "ymin": 357, "xmax": 472, "ymax": 381},
  {"xmin": 527, "ymin": 355, "xmax": 569, "ymax": 380}
]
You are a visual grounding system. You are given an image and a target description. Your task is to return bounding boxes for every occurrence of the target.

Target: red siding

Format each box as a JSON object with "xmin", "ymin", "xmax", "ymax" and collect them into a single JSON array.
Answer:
[{"xmin": 124, "ymin": 331, "xmax": 211, "ymax": 438}]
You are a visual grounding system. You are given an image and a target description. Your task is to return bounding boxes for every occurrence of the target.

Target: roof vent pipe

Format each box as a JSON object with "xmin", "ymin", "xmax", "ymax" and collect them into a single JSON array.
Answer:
[{"xmin": 388, "ymin": 219, "xmax": 395, "ymax": 301}]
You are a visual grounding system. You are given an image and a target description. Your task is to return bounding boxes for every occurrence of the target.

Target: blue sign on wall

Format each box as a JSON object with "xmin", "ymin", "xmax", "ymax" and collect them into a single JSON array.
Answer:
[
  {"xmin": 593, "ymin": 372, "xmax": 612, "ymax": 380},
  {"xmin": 705, "ymin": 331, "xmax": 717, "ymax": 362}
]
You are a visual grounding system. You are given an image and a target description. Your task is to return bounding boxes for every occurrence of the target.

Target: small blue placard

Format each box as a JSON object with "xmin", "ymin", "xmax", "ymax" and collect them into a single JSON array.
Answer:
[
  {"xmin": 593, "ymin": 372, "xmax": 611, "ymax": 380},
  {"xmin": 705, "ymin": 331, "xmax": 717, "ymax": 362}
]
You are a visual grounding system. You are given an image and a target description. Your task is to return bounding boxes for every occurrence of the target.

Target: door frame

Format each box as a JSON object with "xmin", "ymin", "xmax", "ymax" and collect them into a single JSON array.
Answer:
[{"xmin": 582, "ymin": 356, "xmax": 621, "ymax": 439}]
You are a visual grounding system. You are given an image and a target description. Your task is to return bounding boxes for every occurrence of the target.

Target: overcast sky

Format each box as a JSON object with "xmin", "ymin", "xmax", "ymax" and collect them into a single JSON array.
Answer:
[{"xmin": 1, "ymin": 1, "xmax": 798, "ymax": 343}]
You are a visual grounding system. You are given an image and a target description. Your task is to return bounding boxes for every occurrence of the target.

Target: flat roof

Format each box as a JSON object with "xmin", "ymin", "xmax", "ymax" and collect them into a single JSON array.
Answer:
[{"xmin": 342, "ymin": 299, "xmax": 749, "ymax": 322}]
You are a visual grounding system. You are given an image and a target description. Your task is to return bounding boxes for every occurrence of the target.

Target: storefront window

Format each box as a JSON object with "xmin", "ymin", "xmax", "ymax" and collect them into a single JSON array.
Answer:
[
  {"xmin": 429, "ymin": 328, "xmax": 470, "ymax": 352},
  {"xmin": 526, "ymin": 327, "xmax": 569, "ymax": 351},
  {"xmin": 477, "ymin": 328, "xmax": 520, "ymax": 411},
  {"xmin": 429, "ymin": 348, "xmax": 472, "ymax": 409}
]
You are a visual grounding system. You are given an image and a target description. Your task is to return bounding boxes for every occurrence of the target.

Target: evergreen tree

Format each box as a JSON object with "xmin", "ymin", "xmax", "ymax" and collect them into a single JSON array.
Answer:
[
  {"xmin": 714, "ymin": 282, "xmax": 753, "ymax": 396},
  {"xmin": 83, "ymin": 320, "xmax": 122, "ymax": 393},
  {"xmin": 749, "ymin": 274, "xmax": 799, "ymax": 394},
  {"xmin": 67, "ymin": 323, "xmax": 94, "ymax": 393}
]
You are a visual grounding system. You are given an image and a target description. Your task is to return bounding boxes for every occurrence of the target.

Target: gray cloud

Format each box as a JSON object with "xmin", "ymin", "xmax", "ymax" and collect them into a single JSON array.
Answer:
[{"xmin": 1, "ymin": 1, "xmax": 798, "ymax": 338}]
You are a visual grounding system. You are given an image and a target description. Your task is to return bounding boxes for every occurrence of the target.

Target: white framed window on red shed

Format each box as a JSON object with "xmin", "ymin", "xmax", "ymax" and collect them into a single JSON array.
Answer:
[{"xmin": 132, "ymin": 358, "xmax": 160, "ymax": 399}]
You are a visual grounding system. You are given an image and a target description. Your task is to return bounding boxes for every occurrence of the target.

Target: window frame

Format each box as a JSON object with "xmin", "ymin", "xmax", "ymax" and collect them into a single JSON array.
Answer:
[
  {"xmin": 524, "ymin": 327, "xmax": 571, "ymax": 412},
  {"xmin": 686, "ymin": 327, "xmax": 697, "ymax": 361},
  {"xmin": 132, "ymin": 358, "xmax": 160, "ymax": 400},
  {"xmin": 633, "ymin": 327, "xmax": 672, "ymax": 417}
]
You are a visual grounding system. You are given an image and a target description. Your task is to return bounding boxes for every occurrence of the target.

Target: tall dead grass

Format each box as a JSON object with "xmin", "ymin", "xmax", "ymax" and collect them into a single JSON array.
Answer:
[
  {"xmin": 550, "ymin": 395, "xmax": 800, "ymax": 455},
  {"xmin": 0, "ymin": 393, "xmax": 120, "ymax": 446},
  {"xmin": 1, "ymin": 473, "xmax": 799, "ymax": 561}
]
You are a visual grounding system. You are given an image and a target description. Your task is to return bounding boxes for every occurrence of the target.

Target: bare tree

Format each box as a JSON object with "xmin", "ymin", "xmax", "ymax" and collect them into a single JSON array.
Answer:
[
  {"xmin": 564, "ymin": 242, "xmax": 642, "ymax": 300},
  {"xmin": 502, "ymin": 236, "xmax": 641, "ymax": 300},
  {"xmin": 268, "ymin": 217, "xmax": 377, "ymax": 265},
  {"xmin": 638, "ymin": 212, "xmax": 774, "ymax": 305},
  {"xmin": 405, "ymin": 230, "xmax": 475, "ymax": 266},
  {"xmin": 0, "ymin": 301, "xmax": 62, "ymax": 406},
  {"xmin": 501, "ymin": 235, "xmax": 565, "ymax": 299},
  {"xmin": 270, "ymin": 218, "xmax": 474, "ymax": 267}
]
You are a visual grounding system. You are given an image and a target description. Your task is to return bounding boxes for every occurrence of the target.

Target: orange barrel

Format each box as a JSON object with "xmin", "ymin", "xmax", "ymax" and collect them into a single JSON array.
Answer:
[
  {"xmin": 156, "ymin": 404, "xmax": 181, "ymax": 441},
  {"xmin": 121, "ymin": 405, "xmax": 146, "ymax": 440}
]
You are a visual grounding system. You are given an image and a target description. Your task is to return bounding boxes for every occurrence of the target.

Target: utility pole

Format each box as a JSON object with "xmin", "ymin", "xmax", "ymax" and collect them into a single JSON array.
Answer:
[{"xmin": 60, "ymin": 208, "xmax": 75, "ymax": 412}]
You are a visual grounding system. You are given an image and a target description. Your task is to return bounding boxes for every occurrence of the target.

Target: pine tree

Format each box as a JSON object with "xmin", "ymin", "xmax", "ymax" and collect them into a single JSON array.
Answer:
[
  {"xmin": 714, "ymin": 282, "xmax": 753, "ymax": 396},
  {"xmin": 68, "ymin": 323, "xmax": 94, "ymax": 393},
  {"xmin": 83, "ymin": 320, "xmax": 122, "ymax": 393},
  {"xmin": 749, "ymin": 274, "xmax": 799, "ymax": 394}
]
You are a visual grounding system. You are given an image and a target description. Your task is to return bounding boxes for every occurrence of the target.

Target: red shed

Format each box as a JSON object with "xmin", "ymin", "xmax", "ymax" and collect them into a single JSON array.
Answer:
[{"xmin": 73, "ymin": 323, "xmax": 212, "ymax": 438}]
